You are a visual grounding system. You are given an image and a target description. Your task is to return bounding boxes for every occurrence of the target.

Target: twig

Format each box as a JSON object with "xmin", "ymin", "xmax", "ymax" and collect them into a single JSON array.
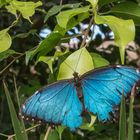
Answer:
[
  {"xmin": 7, "ymin": 124, "xmax": 41, "ymax": 139},
  {"xmin": 0, "ymin": 53, "xmax": 24, "ymax": 75},
  {"xmin": 80, "ymin": 16, "xmax": 94, "ymax": 48},
  {"xmin": 0, "ymin": 133, "xmax": 9, "ymax": 138},
  {"xmin": 61, "ymin": 33, "xmax": 83, "ymax": 41},
  {"xmin": 44, "ymin": 126, "xmax": 52, "ymax": 140}
]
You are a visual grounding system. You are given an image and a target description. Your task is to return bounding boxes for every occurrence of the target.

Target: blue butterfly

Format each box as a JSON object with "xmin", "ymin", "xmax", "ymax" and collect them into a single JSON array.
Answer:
[{"xmin": 21, "ymin": 65, "xmax": 140, "ymax": 130}]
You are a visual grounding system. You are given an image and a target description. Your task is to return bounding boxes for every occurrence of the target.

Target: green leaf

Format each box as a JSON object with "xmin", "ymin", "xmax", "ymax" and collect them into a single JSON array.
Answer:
[
  {"xmin": 55, "ymin": 126, "xmax": 66, "ymax": 140},
  {"xmin": 56, "ymin": 6, "xmax": 90, "ymax": 29},
  {"xmin": 86, "ymin": 0, "xmax": 98, "ymax": 9},
  {"xmin": 90, "ymin": 53, "xmax": 110, "ymax": 68},
  {"xmin": 0, "ymin": 0, "xmax": 11, "ymax": 8},
  {"xmin": 3, "ymin": 82, "xmax": 28, "ymax": 140},
  {"xmin": 80, "ymin": 122, "xmax": 95, "ymax": 131},
  {"xmin": 88, "ymin": 114, "xmax": 96, "ymax": 127},
  {"xmin": 98, "ymin": 0, "xmax": 118, "ymax": 7},
  {"xmin": 37, "ymin": 50, "xmax": 69, "ymax": 73},
  {"xmin": 6, "ymin": 1, "xmax": 42, "ymax": 22},
  {"xmin": 110, "ymin": 1, "xmax": 140, "ymax": 25},
  {"xmin": 128, "ymin": 95, "xmax": 134, "ymax": 140},
  {"xmin": 48, "ymin": 129, "xmax": 59, "ymax": 140},
  {"xmin": 87, "ymin": 0, "xmax": 135, "ymax": 64},
  {"xmin": 38, "ymin": 56, "xmax": 54, "ymax": 73},
  {"xmin": 25, "ymin": 32, "xmax": 62, "ymax": 64},
  {"xmin": 55, "ymin": 11, "xmax": 89, "ymax": 35},
  {"xmin": 119, "ymin": 94, "xmax": 127, "ymax": 140},
  {"xmin": 0, "ymin": 28, "xmax": 12, "ymax": 53},
  {"xmin": 44, "ymin": 3, "xmax": 81, "ymax": 22},
  {"xmin": 95, "ymin": 15, "xmax": 135, "ymax": 64},
  {"xmin": 57, "ymin": 47, "xmax": 94, "ymax": 80},
  {"xmin": 0, "ymin": 49, "xmax": 15, "ymax": 62}
]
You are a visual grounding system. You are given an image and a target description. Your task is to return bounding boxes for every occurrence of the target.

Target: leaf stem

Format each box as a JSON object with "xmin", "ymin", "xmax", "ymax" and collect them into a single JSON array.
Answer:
[{"xmin": 44, "ymin": 126, "xmax": 52, "ymax": 140}]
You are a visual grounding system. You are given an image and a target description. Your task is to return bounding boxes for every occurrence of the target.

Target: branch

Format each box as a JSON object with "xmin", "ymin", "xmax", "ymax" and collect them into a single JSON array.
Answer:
[{"xmin": 80, "ymin": 16, "xmax": 94, "ymax": 48}]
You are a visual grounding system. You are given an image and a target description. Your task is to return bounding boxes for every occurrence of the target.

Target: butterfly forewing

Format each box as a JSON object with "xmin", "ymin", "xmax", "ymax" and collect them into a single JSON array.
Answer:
[{"xmin": 81, "ymin": 65, "xmax": 140, "ymax": 121}]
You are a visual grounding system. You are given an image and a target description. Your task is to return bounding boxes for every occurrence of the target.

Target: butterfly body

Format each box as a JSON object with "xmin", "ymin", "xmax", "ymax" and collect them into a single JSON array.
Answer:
[{"xmin": 21, "ymin": 65, "xmax": 140, "ymax": 130}]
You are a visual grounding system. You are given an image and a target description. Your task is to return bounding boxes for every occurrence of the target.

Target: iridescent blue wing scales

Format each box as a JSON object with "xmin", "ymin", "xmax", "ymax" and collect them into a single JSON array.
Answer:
[
  {"xmin": 81, "ymin": 66, "xmax": 140, "ymax": 121},
  {"xmin": 22, "ymin": 80, "xmax": 82, "ymax": 130}
]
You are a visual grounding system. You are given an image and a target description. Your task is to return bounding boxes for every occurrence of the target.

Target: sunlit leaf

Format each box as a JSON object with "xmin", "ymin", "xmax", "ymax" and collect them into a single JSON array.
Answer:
[
  {"xmin": 55, "ymin": 11, "xmax": 89, "ymax": 36},
  {"xmin": 95, "ymin": 15, "xmax": 135, "ymax": 64},
  {"xmin": 56, "ymin": 6, "xmax": 90, "ymax": 29},
  {"xmin": 0, "ymin": 28, "xmax": 12, "ymax": 53},
  {"xmin": 86, "ymin": 0, "xmax": 135, "ymax": 64},
  {"xmin": 6, "ymin": 1, "xmax": 42, "ymax": 22},
  {"xmin": 86, "ymin": 0, "xmax": 98, "ymax": 9},
  {"xmin": 57, "ymin": 47, "xmax": 94, "ymax": 80}
]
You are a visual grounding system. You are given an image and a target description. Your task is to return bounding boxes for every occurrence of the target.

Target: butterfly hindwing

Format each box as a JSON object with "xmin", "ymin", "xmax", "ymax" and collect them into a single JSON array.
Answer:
[
  {"xmin": 22, "ymin": 80, "xmax": 82, "ymax": 130},
  {"xmin": 81, "ymin": 66, "xmax": 140, "ymax": 121}
]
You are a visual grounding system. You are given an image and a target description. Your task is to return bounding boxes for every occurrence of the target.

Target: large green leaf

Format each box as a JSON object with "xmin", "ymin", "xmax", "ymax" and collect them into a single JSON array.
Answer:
[
  {"xmin": 0, "ymin": 28, "xmax": 12, "ymax": 53},
  {"xmin": 95, "ymin": 15, "xmax": 135, "ymax": 64},
  {"xmin": 110, "ymin": 1, "xmax": 140, "ymax": 25},
  {"xmin": 3, "ymin": 82, "xmax": 28, "ymax": 140},
  {"xmin": 56, "ymin": 6, "xmax": 90, "ymax": 29},
  {"xmin": 44, "ymin": 3, "xmax": 81, "ymax": 22},
  {"xmin": 86, "ymin": 0, "xmax": 135, "ymax": 64},
  {"xmin": 6, "ymin": 1, "xmax": 42, "ymax": 22},
  {"xmin": 25, "ymin": 32, "xmax": 62, "ymax": 64},
  {"xmin": 57, "ymin": 47, "xmax": 93, "ymax": 80}
]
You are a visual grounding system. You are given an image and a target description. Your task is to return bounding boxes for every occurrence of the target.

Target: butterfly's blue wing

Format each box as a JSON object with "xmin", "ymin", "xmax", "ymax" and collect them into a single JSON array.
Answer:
[
  {"xmin": 81, "ymin": 65, "xmax": 140, "ymax": 121},
  {"xmin": 22, "ymin": 80, "xmax": 82, "ymax": 130}
]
